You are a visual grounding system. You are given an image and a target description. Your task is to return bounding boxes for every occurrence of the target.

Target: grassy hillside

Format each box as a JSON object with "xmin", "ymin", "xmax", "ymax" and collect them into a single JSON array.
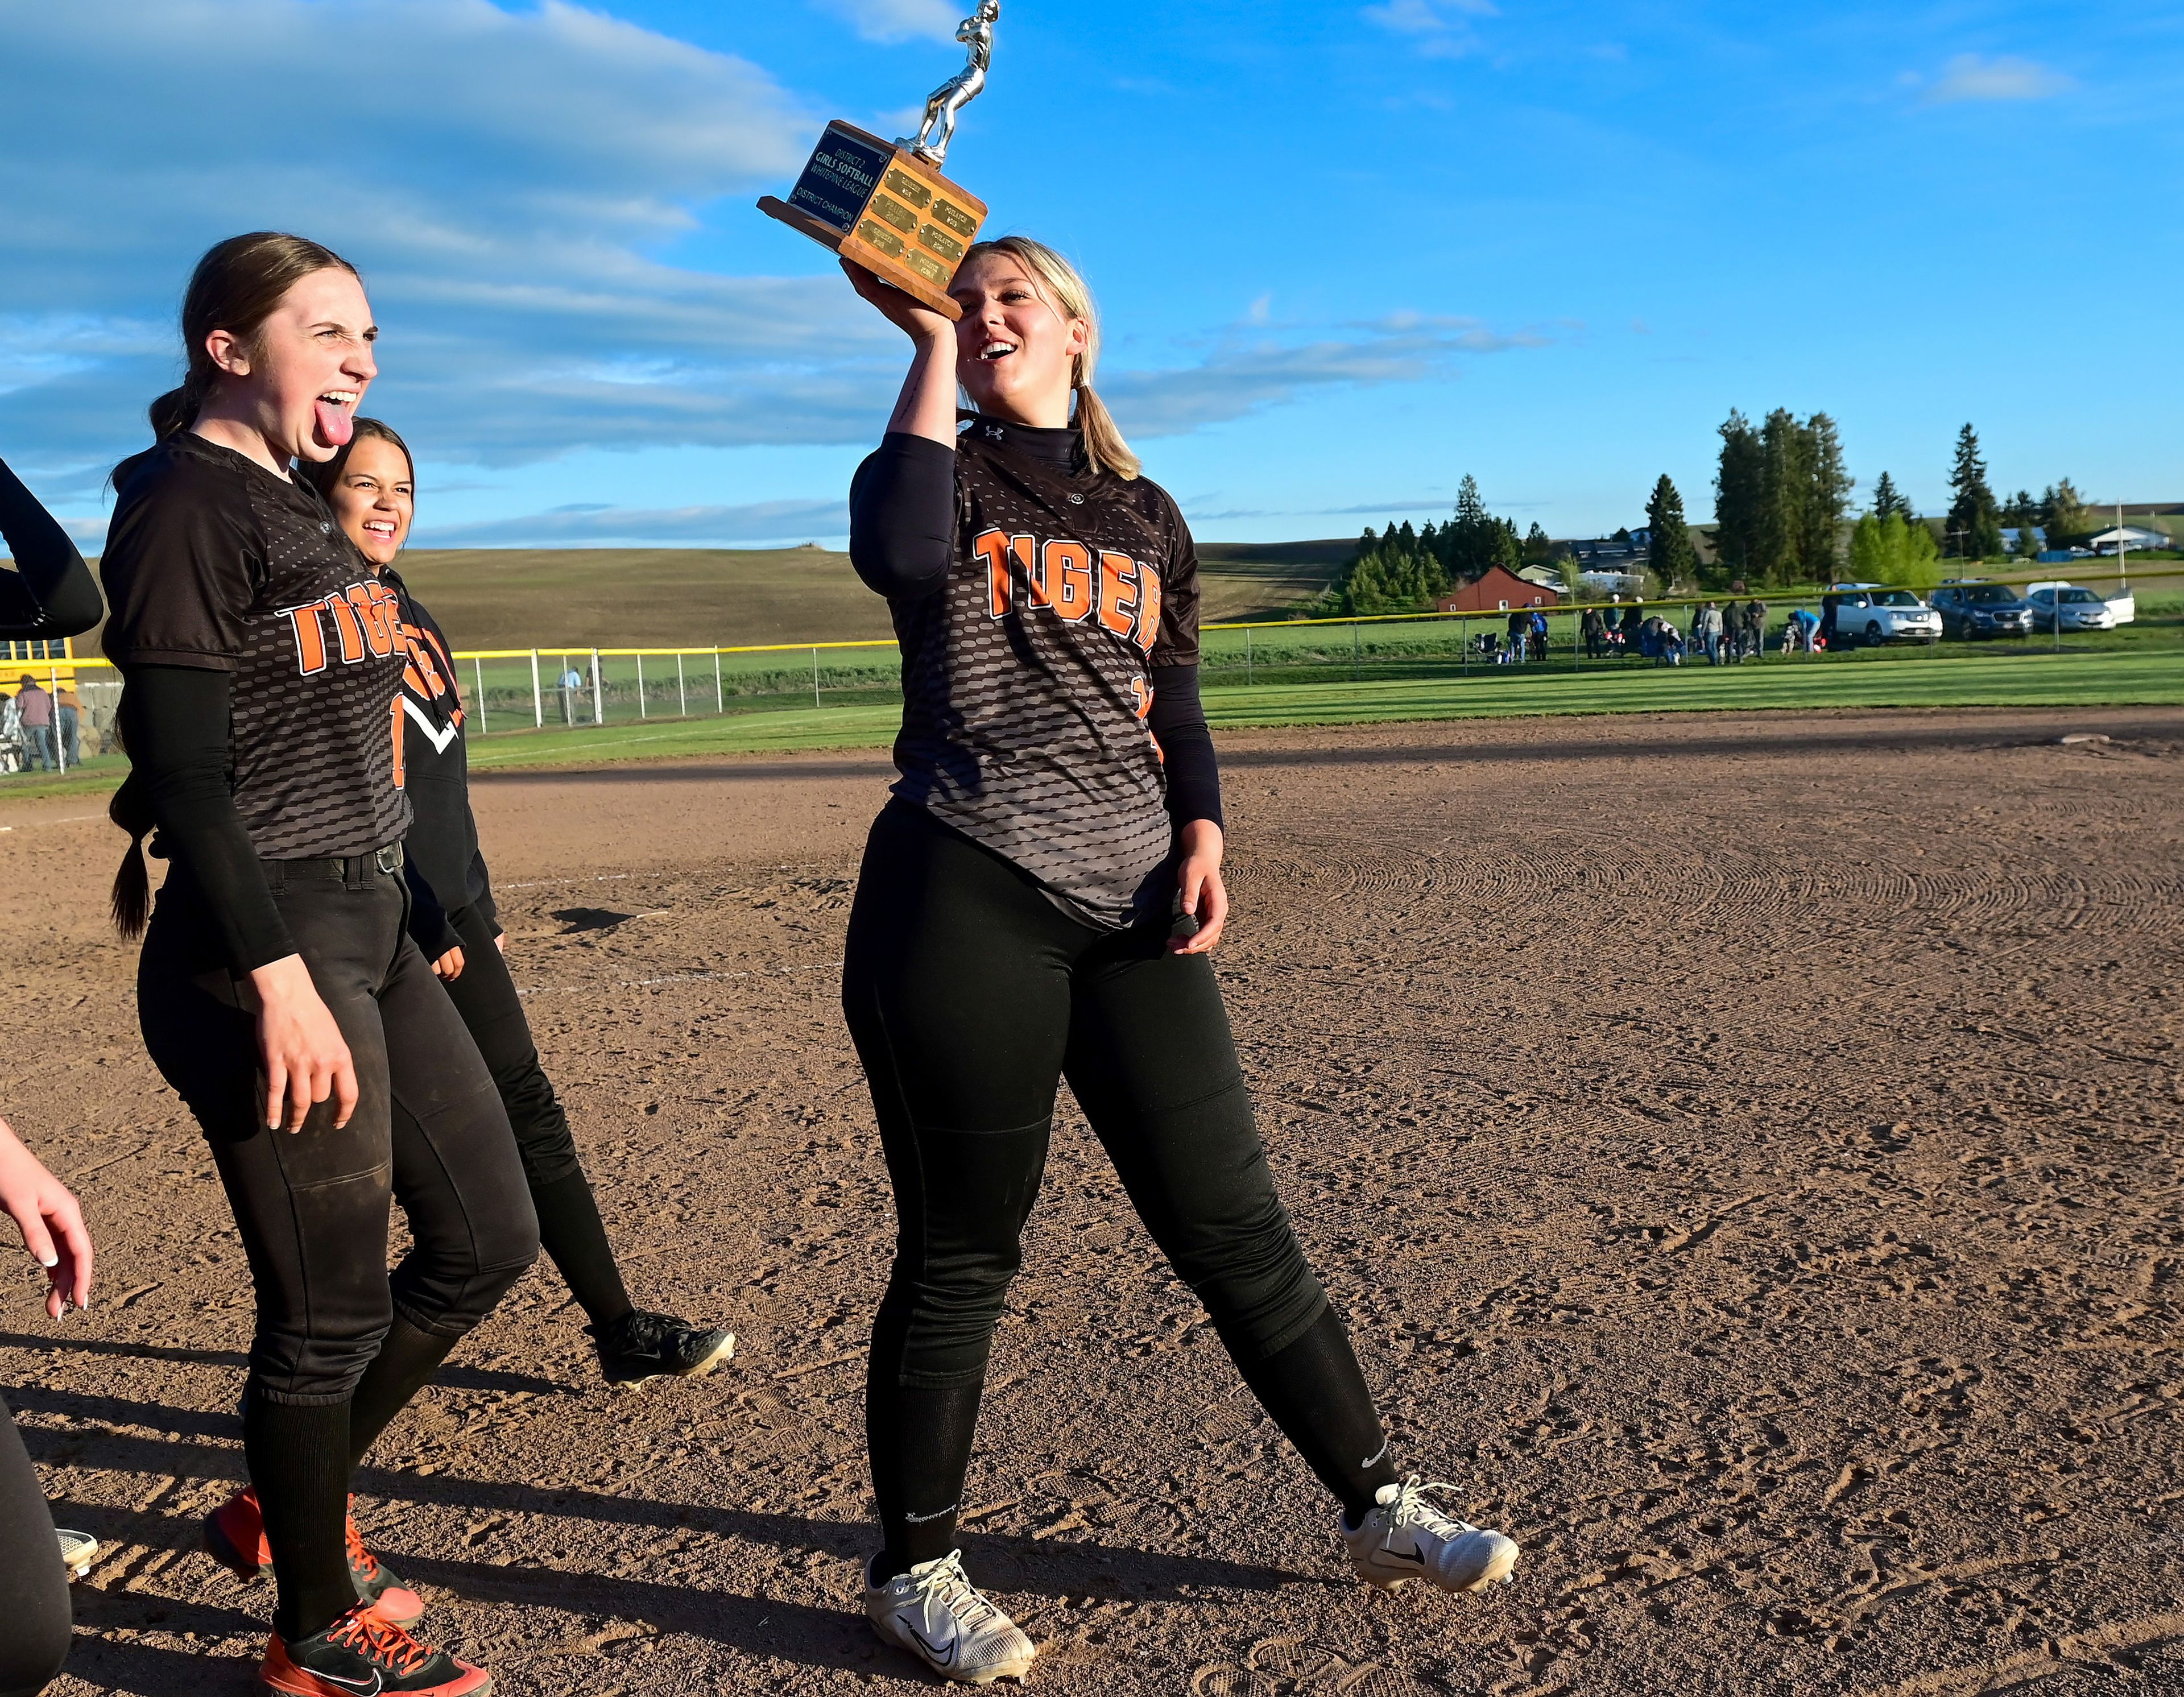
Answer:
[
  {"xmin": 384, "ymin": 547, "xmax": 891, "ymax": 649},
  {"xmin": 30, "ymin": 539, "xmax": 1355, "ymax": 655}
]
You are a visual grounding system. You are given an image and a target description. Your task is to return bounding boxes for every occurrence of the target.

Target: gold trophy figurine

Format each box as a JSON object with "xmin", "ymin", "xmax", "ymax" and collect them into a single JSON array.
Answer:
[{"xmin": 758, "ymin": 2, "xmax": 998, "ymax": 320}]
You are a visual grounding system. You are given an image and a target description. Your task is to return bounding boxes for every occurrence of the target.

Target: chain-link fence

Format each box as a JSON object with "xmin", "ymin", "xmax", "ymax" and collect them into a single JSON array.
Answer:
[{"xmin": 4, "ymin": 565, "xmax": 2174, "ymax": 777}]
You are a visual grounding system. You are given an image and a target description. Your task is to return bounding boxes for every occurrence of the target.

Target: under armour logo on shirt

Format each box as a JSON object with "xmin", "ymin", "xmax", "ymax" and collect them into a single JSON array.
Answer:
[{"xmin": 984, "ymin": 425, "xmax": 1004, "ymax": 440}]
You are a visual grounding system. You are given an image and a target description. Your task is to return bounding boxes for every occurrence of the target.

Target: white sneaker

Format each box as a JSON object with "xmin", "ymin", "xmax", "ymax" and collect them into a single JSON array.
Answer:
[
  {"xmin": 1341, "ymin": 1476, "xmax": 1519, "ymax": 1595},
  {"xmin": 865, "ymin": 1549, "xmax": 1037, "ymax": 1685},
  {"xmin": 57, "ymin": 1529, "xmax": 100, "ymax": 1579}
]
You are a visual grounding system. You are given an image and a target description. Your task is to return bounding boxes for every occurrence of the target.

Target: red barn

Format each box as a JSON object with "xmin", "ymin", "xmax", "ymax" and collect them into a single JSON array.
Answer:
[{"xmin": 1436, "ymin": 565, "xmax": 1561, "ymax": 614}]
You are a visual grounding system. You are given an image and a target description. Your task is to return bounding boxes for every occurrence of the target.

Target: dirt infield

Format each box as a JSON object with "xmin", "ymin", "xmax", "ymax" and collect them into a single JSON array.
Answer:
[{"xmin": 5, "ymin": 706, "xmax": 2182, "ymax": 1696}]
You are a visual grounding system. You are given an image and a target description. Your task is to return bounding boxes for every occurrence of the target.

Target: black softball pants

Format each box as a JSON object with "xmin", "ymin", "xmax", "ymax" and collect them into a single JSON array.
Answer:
[
  {"xmin": 433, "ymin": 901, "xmax": 634, "ymax": 1327},
  {"xmin": 0, "ymin": 1392, "xmax": 70, "ymax": 1697},
  {"xmin": 843, "ymin": 802, "xmax": 1395, "ymax": 1573},
  {"xmin": 139, "ymin": 853, "xmax": 539, "ymax": 1404}
]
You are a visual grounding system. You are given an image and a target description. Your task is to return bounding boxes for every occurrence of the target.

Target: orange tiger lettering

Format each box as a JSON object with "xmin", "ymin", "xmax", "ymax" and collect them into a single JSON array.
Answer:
[
  {"xmin": 974, "ymin": 529, "xmax": 1011, "ymax": 619},
  {"xmin": 1098, "ymin": 552, "xmax": 1138, "ymax": 638},
  {"xmin": 324, "ymin": 592, "xmax": 367, "ymax": 663},
  {"xmin": 283, "ymin": 603, "xmax": 329, "ymax": 675},
  {"xmin": 1045, "ymin": 540, "xmax": 1093, "ymax": 623},
  {"xmin": 1135, "ymin": 562, "xmax": 1164, "ymax": 652}
]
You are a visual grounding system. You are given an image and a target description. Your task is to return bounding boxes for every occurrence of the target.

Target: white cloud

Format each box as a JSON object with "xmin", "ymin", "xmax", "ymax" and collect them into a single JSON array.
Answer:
[
  {"xmin": 1363, "ymin": 0, "xmax": 1498, "ymax": 57},
  {"xmin": 0, "ymin": 0, "xmax": 884, "ymax": 487},
  {"xmin": 1922, "ymin": 53, "xmax": 2074, "ymax": 105},
  {"xmin": 1102, "ymin": 314, "xmax": 1553, "ymax": 437},
  {"xmin": 415, "ymin": 496, "xmax": 849, "ymax": 548},
  {"xmin": 813, "ymin": 0, "xmax": 963, "ymax": 44}
]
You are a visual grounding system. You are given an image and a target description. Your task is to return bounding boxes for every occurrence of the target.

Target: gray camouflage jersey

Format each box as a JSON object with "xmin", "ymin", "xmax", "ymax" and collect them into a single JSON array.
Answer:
[{"xmin": 887, "ymin": 419, "xmax": 1201, "ymax": 929}]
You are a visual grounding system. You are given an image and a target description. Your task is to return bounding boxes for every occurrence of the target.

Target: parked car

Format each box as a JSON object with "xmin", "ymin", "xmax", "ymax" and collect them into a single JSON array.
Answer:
[
  {"xmin": 1932, "ymin": 580, "xmax": 2033, "ymax": 640},
  {"xmin": 1825, "ymin": 583, "xmax": 1943, "ymax": 646},
  {"xmin": 2025, "ymin": 584, "xmax": 2118, "ymax": 633}
]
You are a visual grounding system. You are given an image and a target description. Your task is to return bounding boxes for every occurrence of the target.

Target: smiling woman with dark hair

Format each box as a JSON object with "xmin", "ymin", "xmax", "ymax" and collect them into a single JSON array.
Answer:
[{"xmin": 299, "ymin": 417, "xmax": 734, "ymax": 1392}]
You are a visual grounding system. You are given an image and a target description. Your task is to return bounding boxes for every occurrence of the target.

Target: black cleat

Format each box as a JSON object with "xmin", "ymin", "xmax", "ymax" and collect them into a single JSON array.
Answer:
[{"xmin": 588, "ymin": 1309, "xmax": 734, "ymax": 1388}]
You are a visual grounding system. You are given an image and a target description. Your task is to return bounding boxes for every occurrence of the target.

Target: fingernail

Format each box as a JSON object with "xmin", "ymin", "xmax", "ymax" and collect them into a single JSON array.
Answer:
[{"xmin": 40, "ymin": 1253, "xmax": 57, "ymax": 1268}]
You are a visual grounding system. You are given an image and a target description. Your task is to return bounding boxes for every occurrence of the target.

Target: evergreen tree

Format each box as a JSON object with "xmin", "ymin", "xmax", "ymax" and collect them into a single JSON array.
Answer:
[
  {"xmin": 1445, "ymin": 474, "xmax": 1513, "ymax": 582},
  {"xmin": 1645, "ymin": 475, "xmax": 1696, "ymax": 586},
  {"xmin": 1947, "ymin": 423, "xmax": 2004, "ymax": 559},
  {"xmin": 1521, "ymin": 521, "xmax": 1554, "ymax": 564},
  {"xmin": 1869, "ymin": 471, "xmax": 1912, "ymax": 522},
  {"xmin": 1713, "ymin": 409, "xmax": 1764, "ymax": 573},
  {"xmin": 1756, "ymin": 408, "xmax": 1809, "ymax": 585},
  {"xmin": 1801, "ymin": 413, "xmax": 1851, "ymax": 582}
]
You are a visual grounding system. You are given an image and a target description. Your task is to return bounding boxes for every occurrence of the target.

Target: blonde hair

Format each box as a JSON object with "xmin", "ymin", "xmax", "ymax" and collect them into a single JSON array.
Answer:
[{"xmin": 960, "ymin": 235, "xmax": 1140, "ymax": 481}]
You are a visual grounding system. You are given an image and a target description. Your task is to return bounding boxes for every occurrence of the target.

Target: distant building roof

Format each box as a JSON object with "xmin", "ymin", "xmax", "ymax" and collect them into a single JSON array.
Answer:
[{"xmin": 2089, "ymin": 525, "xmax": 2166, "ymax": 548}]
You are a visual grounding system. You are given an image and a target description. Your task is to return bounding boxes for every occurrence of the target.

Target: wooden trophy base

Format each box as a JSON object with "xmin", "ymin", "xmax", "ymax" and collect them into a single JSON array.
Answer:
[{"xmin": 758, "ymin": 122, "xmax": 988, "ymax": 320}]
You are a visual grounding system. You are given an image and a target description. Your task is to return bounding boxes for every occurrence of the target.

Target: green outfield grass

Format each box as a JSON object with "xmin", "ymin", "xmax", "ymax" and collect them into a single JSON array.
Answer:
[
  {"xmin": 444, "ymin": 647, "xmax": 2184, "ymax": 772},
  {"xmin": 7, "ymin": 645, "xmax": 2176, "ymax": 801}
]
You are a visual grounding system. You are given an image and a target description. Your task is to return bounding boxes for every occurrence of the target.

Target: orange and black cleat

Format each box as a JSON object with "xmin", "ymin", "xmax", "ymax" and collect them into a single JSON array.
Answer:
[
  {"xmin": 261, "ymin": 1603, "xmax": 491, "ymax": 1696},
  {"xmin": 205, "ymin": 1487, "xmax": 426, "ymax": 1629}
]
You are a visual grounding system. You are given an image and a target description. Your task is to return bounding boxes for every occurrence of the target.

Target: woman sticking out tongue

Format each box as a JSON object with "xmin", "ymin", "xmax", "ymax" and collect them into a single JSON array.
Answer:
[{"xmin": 185, "ymin": 262, "xmax": 373, "ymax": 473}]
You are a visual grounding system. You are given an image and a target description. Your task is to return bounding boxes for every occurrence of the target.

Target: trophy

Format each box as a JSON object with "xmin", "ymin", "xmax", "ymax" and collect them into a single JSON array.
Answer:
[{"xmin": 758, "ymin": 1, "xmax": 998, "ymax": 320}]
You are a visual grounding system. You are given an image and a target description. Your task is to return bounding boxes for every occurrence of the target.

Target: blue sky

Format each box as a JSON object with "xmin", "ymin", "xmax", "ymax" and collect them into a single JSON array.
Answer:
[{"xmin": 0, "ymin": 0, "xmax": 2175, "ymax": 549}]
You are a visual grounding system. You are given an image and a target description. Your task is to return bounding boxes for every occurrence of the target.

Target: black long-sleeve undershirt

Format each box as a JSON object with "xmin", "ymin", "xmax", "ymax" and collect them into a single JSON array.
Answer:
[
  {"xmin": 847, "ymin": 430, "xmax": 1223, "ymax": 829},
  {"xmin": 0, "ymin": 456, "xmax": 102, "ymax": 640},
  {"xmin": 118, "ymin": 665, "xmax": 296, "ymax": 971}
]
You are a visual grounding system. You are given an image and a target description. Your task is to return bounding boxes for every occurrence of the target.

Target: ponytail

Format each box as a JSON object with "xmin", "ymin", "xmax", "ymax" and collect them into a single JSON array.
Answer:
[
  {"xmin": 107, "ymin": 773, "xmax": 152, "ymax": 939},
  {"xmin": 1071, "ymin": 382, "xmax": 1139, "ymax": 482}
]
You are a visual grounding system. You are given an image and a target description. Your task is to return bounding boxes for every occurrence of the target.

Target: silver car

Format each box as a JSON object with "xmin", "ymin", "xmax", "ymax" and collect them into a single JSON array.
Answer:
[{"xmin": 2026, "ymin": 585, "xmax": 2117, "ymax": 633}]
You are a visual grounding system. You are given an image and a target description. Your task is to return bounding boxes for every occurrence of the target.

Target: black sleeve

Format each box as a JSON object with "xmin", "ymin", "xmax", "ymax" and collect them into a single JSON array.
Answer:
[
  {"xmin": 848, "ymin": 432, "xmax": 957, "ymax": 599},
  {"xmin": 0, "ymin": 456, "xmax": 102, "ymax": 640},
  {"xmin": 468, "ymin": 847, "xmax": 500, "ymax": 934},
  {"xmin": 119, "ymin": 665, "xmax": 296, "ymax": 971},
  {"xmin": 100, "ymin": 457, "xmax": 258, "ymax": 669},
  {"xmin": 1148, "ymin": 663, "xmax": 1223, "ymax": 830},
  {"xmin": 403, "ymin": 860, "xmax": 462, "ymax": 959}
]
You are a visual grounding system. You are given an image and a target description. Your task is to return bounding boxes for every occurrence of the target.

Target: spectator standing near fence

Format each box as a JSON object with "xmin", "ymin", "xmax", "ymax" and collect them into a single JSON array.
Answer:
[
  {"xmin": 1747, "ymin": 597, "xmax": 1768, "ymax": 660},
  {"xmin": 14, "ymin": 676, "xmax": 53, "ymax": 772},
  {"xmin": 1697, "ymin": 601, "xmax": 1724, "ymax": 665},
  {"xmin": 1581, "ymin": 605, "xmax": 1606, "ymax": 659},
  {"xmin": 55, "ymin": 685, "xmax": 82, "ymax": 765}
]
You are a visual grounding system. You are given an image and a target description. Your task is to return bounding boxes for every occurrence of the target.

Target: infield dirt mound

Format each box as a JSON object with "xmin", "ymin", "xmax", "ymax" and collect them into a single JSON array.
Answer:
[{"xmin": 3, "ymin": 706, "xmax": 2181, "ymax": 1695}]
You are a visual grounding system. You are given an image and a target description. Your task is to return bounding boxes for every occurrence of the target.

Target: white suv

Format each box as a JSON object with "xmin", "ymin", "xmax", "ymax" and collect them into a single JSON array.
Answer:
[{"xmin": 1825, "ymin": 583, "xmax": 1942, "ymax": 647}]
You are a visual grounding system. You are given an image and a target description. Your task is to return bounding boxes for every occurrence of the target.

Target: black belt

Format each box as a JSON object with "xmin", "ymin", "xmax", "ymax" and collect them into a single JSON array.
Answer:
[{"xmin": 259, "ymin": 843, "xmax": 404, "ymax": 883}]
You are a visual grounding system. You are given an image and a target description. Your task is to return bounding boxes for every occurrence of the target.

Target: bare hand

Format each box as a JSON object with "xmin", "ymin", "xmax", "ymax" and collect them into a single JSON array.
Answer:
[
  {"xmin": 495, "ymin": 932, "xmax": 506, "ymax": 955},
  {"xmin": 431, "ymin": 946, "xmax": 466, "ymax": 982},
  {"xmin": 0, "ymin": 1117, "xmax": 94, "ymax": 1318},
  {"xmin": 1170, "ymin": 819, "xmax": 1230, "ymax": 955},
  {"xmin": 841, "ymin": 257, "xmax": 955, "ymax": 343},
  {"xmin": 247, "ymin": 954, "xmax": 359, "ymax": 1133}
]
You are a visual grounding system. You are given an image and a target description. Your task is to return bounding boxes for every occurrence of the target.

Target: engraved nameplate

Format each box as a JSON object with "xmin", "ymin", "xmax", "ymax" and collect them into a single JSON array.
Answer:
[{"xmin": 786, "ymin": 124, "xmax": 893, "ymax": 234}]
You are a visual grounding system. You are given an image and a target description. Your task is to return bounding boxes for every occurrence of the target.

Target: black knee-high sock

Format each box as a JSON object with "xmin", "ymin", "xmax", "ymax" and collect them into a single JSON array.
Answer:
[
  {"xmin": 347, "ymin": 1315, "xmax": 460, "ymax": 1468},
  {"xmin": 1231, "ymin": 1306, "xmax": 1400, "ymax": 1524},
  {"xmin": 531, "ymin": 1169, "xmax": 634, "ymax": 1328},
  {"xmin": 245, "ymin": 1396, "xmax": 354, "ymax": 1642},
  {"xmin": 868, "ymin": 1371, "xmax": 987, "ymax": 1583}
]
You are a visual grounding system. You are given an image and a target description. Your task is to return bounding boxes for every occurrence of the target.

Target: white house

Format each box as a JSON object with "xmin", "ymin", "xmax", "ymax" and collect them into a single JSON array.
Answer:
[{"xmin": 2088, "ymin": 525, "xmax": 2169, "ymax": 555}]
